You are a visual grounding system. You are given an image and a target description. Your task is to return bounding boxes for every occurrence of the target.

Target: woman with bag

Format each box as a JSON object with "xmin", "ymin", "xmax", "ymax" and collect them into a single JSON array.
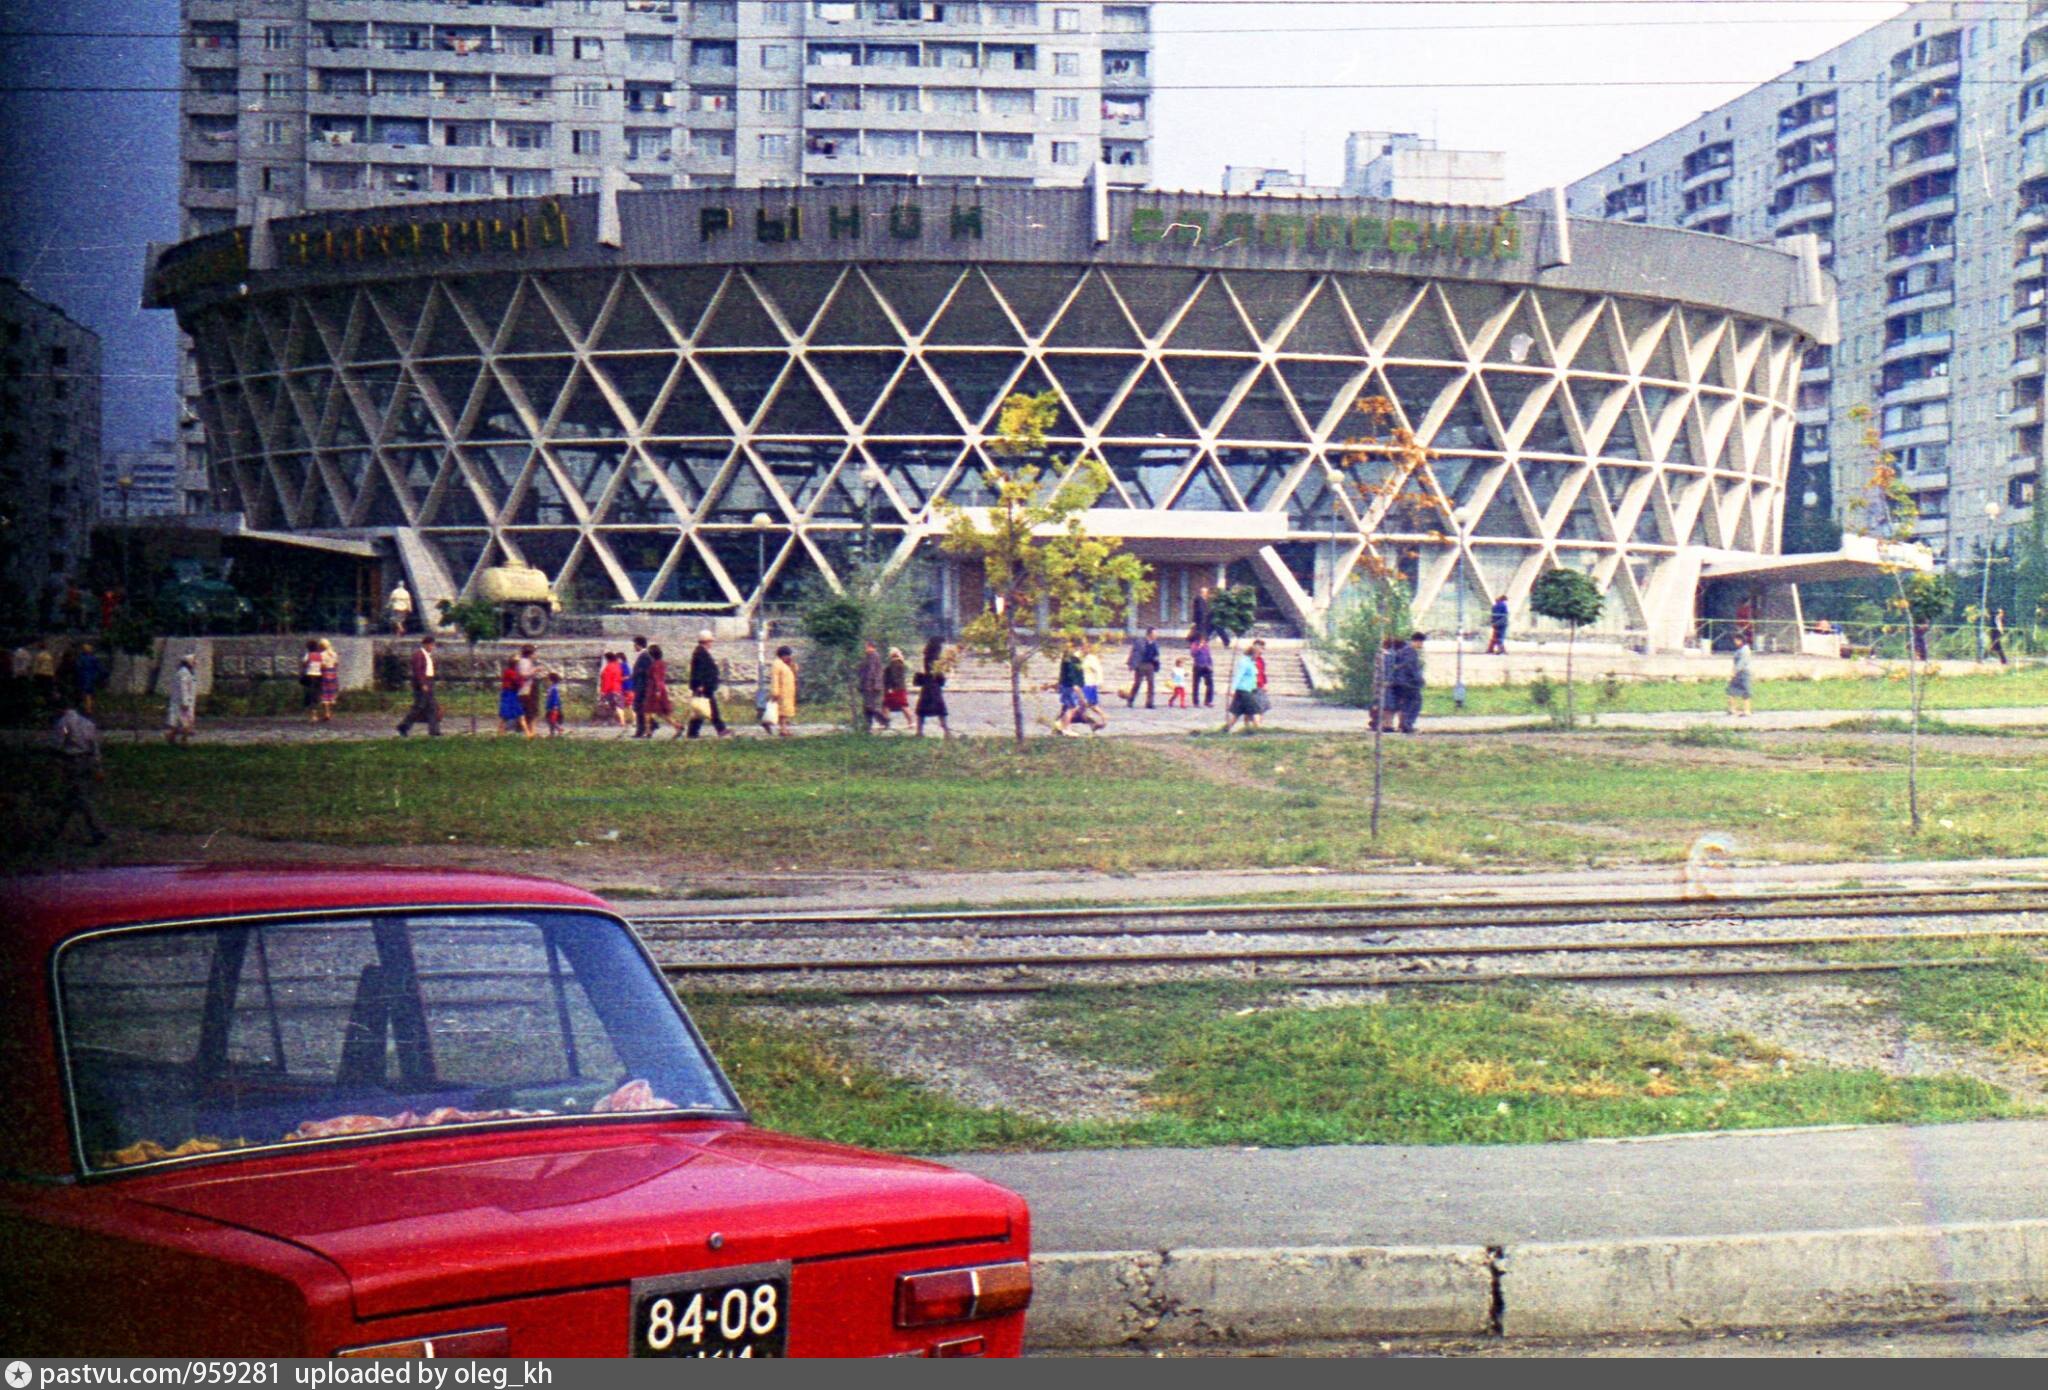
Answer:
[
  {"xmin": 1221, "ymin": 640, "xmax": 1265, "ymax": 734},
  {"xmin": 882, "ymin": 647, "xmax": 913, "ymax": 730},
  {"xmin": 644, "ymin": 644, "xmax": 677, "ymax": 734},
  {"xmin": 914, "ymin": 636, "xmax": 952, "ymax": 739}
]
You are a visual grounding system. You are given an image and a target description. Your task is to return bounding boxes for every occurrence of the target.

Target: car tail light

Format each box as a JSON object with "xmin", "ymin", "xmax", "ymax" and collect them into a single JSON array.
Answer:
[
  {"xmin": 894, "ymin": 1261, "xmax": 1032, "ymax": 1328},
  {"xmin": 335, "ymin": 1328, "xmax": 510, "ymax": 1358}
]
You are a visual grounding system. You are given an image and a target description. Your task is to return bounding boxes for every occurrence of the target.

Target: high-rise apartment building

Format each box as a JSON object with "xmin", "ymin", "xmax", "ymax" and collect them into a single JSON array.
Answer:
[
  {"xmin": 1567, "ymin": 1, "xmax": 2038, "ymax": 567},
  {"xmin": 175, "ymin": 0, "xmax": 1154, "ymax": 480},
  {"xmin": 0, "ymin": 280, "xmax": 102, "ymax": 619}
]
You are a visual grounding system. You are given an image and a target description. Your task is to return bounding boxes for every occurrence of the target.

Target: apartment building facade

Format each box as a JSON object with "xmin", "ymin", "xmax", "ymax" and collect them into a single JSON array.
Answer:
[
  {"xmin": 0, "ymin": 281, "xmax": 103, "ymax": 620},
  {"xmin": 1567, "ymin": 1, "xmax": 2039, "ymax": 567},
  {"xmin": 176, "ymin": 0, "xmax": 1155, "ymax": 483}
]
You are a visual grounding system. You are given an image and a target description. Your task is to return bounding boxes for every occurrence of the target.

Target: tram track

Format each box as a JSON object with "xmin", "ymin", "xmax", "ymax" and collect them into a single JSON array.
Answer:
[{"xmin": 635, "ymin": 888, "xmax": 2048, "ymax": 1001}]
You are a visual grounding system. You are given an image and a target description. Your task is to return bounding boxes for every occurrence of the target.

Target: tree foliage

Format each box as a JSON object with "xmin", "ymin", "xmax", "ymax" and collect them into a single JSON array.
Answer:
[
  {"xmin": 1528, "ymin": 568, "xmax": 1605, "ymax": 629},
  {"xmin": 937, "ymin": 390, "xmax": 1153, "ymax": 746},
  {"xmin": 1322, "ymin": 576, "xmax": 1413, "ymax": 710},
  {"xmin": 1900, "ymin": 571, "xmax": 1957, "ymax": 626},
  {"xmin": 796, "ymin": 561, "xmax": 926, "ymax": 717},
  {"xmin": 437, "ymin": 596, "xmax": 501, "ymax": 647},
  {"xmin": 1207, "ymin": 585, "xmax": 1259, "ymax": 640}
]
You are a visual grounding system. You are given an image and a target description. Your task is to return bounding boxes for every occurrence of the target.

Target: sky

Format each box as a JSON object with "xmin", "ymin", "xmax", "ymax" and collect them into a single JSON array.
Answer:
[{"xmin": 0, "ymin": 0, "xmax": 1914, "ymax": 454}]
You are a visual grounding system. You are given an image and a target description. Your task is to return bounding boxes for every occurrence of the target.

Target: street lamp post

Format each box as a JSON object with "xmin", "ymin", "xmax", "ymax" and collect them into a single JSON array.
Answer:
[
  {"xmin": 749, "ymin": 511, "xmax": 773, "ymax": 638},
  {"xmin": 116, "ymin": 475, "xmax": 134, "ymax": 608},
  {"xmin": 1979, "ymin": 500, "xmax": 2002, "ymax": 662}
]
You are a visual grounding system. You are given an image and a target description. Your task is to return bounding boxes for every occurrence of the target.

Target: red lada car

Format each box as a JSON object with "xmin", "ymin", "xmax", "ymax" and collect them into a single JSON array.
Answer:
[{"xmin": 0, "ymin": 867, "xmax": 1031, "ymax": 1358}]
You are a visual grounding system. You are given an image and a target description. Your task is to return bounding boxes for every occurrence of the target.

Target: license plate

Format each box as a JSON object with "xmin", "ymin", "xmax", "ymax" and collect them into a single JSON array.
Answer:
[{"xmin": 632, "ymin": 1262, "xmax": 791, "ymax": 1358}]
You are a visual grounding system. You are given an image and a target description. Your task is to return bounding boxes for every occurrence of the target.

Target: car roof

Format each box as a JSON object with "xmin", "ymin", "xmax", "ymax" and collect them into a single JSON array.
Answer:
[{"xmin": 1, "ymin": 866, "xmax": 615, "ymax": 1180}]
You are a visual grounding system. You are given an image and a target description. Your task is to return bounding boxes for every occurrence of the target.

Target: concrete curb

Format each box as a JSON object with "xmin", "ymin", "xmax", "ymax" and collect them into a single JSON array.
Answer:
[{"xmin": 1030, "ymin": 1220, "xmax": 2048, "ymax": 1349}]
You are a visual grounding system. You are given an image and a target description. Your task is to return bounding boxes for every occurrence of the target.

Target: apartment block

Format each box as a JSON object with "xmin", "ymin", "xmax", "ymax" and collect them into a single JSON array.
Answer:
[
  {"xmin": 104, "ymin": 443, "xmax": 211, "ymax": 519},
  {"xmin": 1342, "ymin": 132, "xmax": 1505, "ymax": 205},
  {"xmin": 176, "ymin": 0, "xmax": 1154, "ymax": 486},
  {"xmin": 1568, "ymin": 1, "xmax": 2040, "ymax": 566},
  {"xmin": 0, "ymin": 280, "xmax": 102, "ymax": 618}
]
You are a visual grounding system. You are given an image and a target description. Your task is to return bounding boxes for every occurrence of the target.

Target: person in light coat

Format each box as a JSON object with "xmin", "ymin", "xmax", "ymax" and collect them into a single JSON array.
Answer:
[
  {"xmin": 768, "ymin": 646, "xmax": 799, "ymax": 737},
  {"xmin": 1726, "ymin": 635, "xmax": 1755, "ymax": 718},
  {"xmin": 165, "ymin": 656, "xmax": 198, "ymax": 746}
]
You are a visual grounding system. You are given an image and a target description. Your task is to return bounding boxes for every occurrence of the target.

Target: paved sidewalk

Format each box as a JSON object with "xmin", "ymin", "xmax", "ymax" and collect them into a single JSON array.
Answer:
[
  {"xmin": 57, "ymin": 693, "xmax": 2048, "ymax": 746},
  {"xmin": 945, "ymin": 1119, "xmax": 2048, "ymax": 1252},
  {"xmin": 946, "ymin": 1120, "xmax": 2048, "ymax": 1346}
]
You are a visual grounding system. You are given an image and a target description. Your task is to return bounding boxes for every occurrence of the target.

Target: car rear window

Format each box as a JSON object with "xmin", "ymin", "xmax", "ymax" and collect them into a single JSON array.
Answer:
[{"xmin": 57, "ymin": 910, "xmax": 741, "ymax": 1173}]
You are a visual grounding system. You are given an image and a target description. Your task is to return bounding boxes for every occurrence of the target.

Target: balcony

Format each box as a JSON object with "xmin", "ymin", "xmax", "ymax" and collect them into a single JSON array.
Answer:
[
  {"xmin": 1775, "ymin": 111, "xmax": 1836, "ymax": 144},
  {"xmin": 1888, "ymin": 104, "xmax": 1958, "ymax": 142},
  {"xmin": 2014, "ymin": 302, "xmax": 2047, "ymax": 331},
  {"xmin": 1885, "ymin": 195, "xmax": 1956, "ymax": 232},
  {"xmin": 2019, "ymin": 204, "xmax": 2048, "ymax": 234},
  {"xmin": 1774, "ymin": 198, "xmax": 1833, "ymax": 232},
  {"xmin": 2008, "ymin": 354, "xmax": 2044, "ymax": 380},
  {"xmin": 1679, "ymin": 160, "xmax": 1733, "ymax": 193},
  {"xmin": 1880, "ymin": 375, "xmax": 1951, "ymax": 406},
  {"xmin": 1888, "ymin": 148, "xmax": 1958, "ymax": 184},
  {"xmin": 1885, "ymin": 241, "xmax": 1955, "ymax": 274},
  {"xmin": 1883, "ymin": 331, "xmax": 1953, "ymax": 363}
]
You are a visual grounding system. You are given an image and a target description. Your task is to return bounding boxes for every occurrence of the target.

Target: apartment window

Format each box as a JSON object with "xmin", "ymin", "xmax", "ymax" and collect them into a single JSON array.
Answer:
[
  {"xmin": 987, "ymin": 89, "xmax": 1033, "ymax": 116},
  {"xmin": 504, "ymin": 170, "xmax": 553, "ymax": 197},
  {"xmin": 875, "ymin": 86, "xmax": 922, "ymax": 112},
  {"xmin": 760, "ymin": 44, "xmax": 790, "ymax": 69},
  {"xmin": 692, "ymin": 41, "xmax": 739, "ymax": 67},
  {"xmin": 442, "ymin": 121, "xmax": 488, "ymax": 148},
  {"xmin": 692, "ymin": 130, "xmax": 737, "ymax": 157},
  {"xmin": 571, "ymin": 176, "xmax": 602, "ymax": 195},
  {"xmin": 926, "ymin": 131, "xmax": 976, "ymax": 158},
  {"xmin": 263, "ymin": 26, "xmax": 292, "ymax": 51},
  {"xmin": 573, "ymin": 81, "xmax": 604, "ymax": 108},
  {"xmin": 814, "ymin": 1, "xmax": 859, "ymax": 19},
  {"xmin": 985, "ymin": 134, "xmax": 1032, "ymax": 161},
  {"xmin": 692, "ymin": 89, "xmax": 736, "ymax": 111},
  {"xmin": 262, "ymin": 72, "xmax": 294, "ymax": 97},
  {"xmin": 315, "ymin": 165, "xmax": 361, "ymax": 192},
  {"xmin": 187, "ymin": 162, "xmax": 237, "ymax": 191},
  {"xmin": 929, "ymin": 43, "xmax": 976, "ymax": 68},
  {"xmin": 572, "ymin": 129, "xmax": 603, "ymax": 156},
  {"xmin": 628, "ymin": 130, "xmax": 669, "ymax": 160},
  {"xmin": 502, "ymin": 123, "xmax": 551, "ymax": 150},
  {"xmin": 868, "ymin": 130, "xmax": 917, "ymax": 157},
  {"xmin": 627, "ymin": 36, "xmax": 674, "ymax": 63},
  {"xmin": 1051, "ymin": 140, "xmax": 1077, "ymax": 165},
  {"xmin": 760, "ymin": 133, "xmax": 792, "ymax": 158},
  {"xmin": 1053, "ymin": 51, "xmax": 1078, "ymax": 76},
  {"xmin": 261, "ymin": 119, "xmax": 289, "ymax": 146},
  {"xmin": 378, "ymin": 165, "xmax": 425, "ymax": 192},
  {"xmin": 765, "ymin": 1, "xmax": 794, "ymax": 19},
  {"xmin": 573, "ymin": 37, "xmax": 605, "ymax": 61},
  {"xmin": 260, "ymin": 166, "xmax": 292, "ymax": 192},
  {"xmin": 1054, "ymin": 8, "xmax": 1080, "ymax": 31},
  {"xmin": 989, "ymin": 3, "xmax": 1037, "ymax": 23},
  {"xmin": 1052, "ymin": 95, "xmax": 1079, "ymax": 121},
  {"xmin": 760, "ymin": 88, "xmax": 791, "ymax": 113},
  {"xmin": 693, "ymin": 0, "xmax": 739, "ymax": 20},
  {"xmin": 1103, "ymin": 50, "xmax": 1145, "ymax": 77}
]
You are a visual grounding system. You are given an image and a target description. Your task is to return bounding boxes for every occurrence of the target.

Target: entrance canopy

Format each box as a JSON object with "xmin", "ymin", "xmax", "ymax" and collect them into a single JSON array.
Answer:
[{"xmin": 1700, "ymin": 534, "xmax": 1933, "ymax": 585}]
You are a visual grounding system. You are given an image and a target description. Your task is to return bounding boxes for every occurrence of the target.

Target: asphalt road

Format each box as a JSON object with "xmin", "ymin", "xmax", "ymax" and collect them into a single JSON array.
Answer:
[{"xmin": 947, "ymin": 1119, "xmax": 2048, "ymax": 1253}]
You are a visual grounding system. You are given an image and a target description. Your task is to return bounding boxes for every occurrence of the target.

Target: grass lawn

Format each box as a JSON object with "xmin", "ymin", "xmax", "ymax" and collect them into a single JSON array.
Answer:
[
  {"xmin": 1418, "ymin": 662, "xmax": 2048, "ymax": 718},
  {"xmin": 11, "ymin": 729, "xmax": 2048, "ymax": 873},
  {"xmin": 687, "ymin": 985, "xmax": 2024, "ymax": 1154}
]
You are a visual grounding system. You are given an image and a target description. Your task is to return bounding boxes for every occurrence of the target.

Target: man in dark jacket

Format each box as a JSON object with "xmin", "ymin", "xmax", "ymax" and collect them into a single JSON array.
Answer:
[
  {"xmin": 630, "ymin": 636, "xmax": 654, "ymax": 738},
  {"xmin": 395, "ymin": 634, "xmax": 442, "ymax": 737},
  {"xmin": 686, "ymin": 629, "xmax": 731, "ymax": 738},
  {"xmin": 857, "ymin": 640, "xmax": 888, "ymax": 731},
  {"xmin": 1123, "ymin": 626, "xmax": 1160, "ymax": 708},
  {"xmin": 1191, "ymin": 586, "xmax": 1212, "ymax": 643},
  {"xmin": 1391, "ymin": 632, "xmax": 1427, "ymax": 733},
  {"xmin": 1487, "ymin": 596, "xmax": 1509, "ymax": 654}
]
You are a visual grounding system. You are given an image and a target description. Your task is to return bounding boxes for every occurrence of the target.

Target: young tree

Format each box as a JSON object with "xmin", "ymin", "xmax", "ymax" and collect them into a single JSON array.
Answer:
[
  {"xmin": 1206, "ymin": 585, "xmax": 1258, "ymax": 643},
  {"xmin": 937, "ymin": 391, "xmax": 1152, "ymax": 747},
  {"xmin": 438, "ymin": 595, "xmax": 501, "ymax": 735},
  {"xmin": 1842, "ymin": 404, "xmax": 1941, "ymax": 832},
  {"xmin": 1527, "ymin": 567, "xmax": 1604, "ymax": 730}
]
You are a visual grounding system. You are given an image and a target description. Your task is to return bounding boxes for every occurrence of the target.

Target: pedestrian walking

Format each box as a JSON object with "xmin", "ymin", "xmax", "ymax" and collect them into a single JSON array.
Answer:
[
  {"xmin": 387, "ymin": 582, "xmax": 413, "ymax": 635},
  {"xmin": 1166, "ymin": 657, "xmax": 1189, "ymax": 708},
  {"xmin": 630, "ymin": 636, "xmax": 654, "ymax": 737},
  {"xmin": 1392, "ymin": 632, "xmax": 1427, "ymax": 733},
  {"xmin": 1080, "ymin": 638, "xmax": 1110, "ymax": 731},
  {"xmin": 1487, "ymin": 595, "xmax": 1509, "ymax": 655},
  {"xmin": 857, "ymin": 640, "xmax": 888, "ymax": 732},
  {"xmin": 51, "ymin": 698, "xmax": 107, "ymax": 846},
  {"xmin": 75, "ymin": 641, "xmax": 103, "ymax": 716},
  {"xmin": 1123, "ymin": 626, "xmax": 1161, "ymax": 707},
  {"xmin": 1251, "ymin": 640, "xmax": 1270, "ymax": 728},
  {"xmin": 1192, "ymin": 585, "xmax": 1213, "ymax": 645},
  {"xmin": 1989, "ymin": 608, "xmax": 2011, "ymax": 666},
  {"xmin": 1189, "ymin": 630, "xmax": 1215, "ymax": 707},
  {"xmin": 544, "ymin": 671, "xmax": 564, "ymax": 736},
  {"xmin": 1726, "ymin": 634, "xmax": 1755, "ymax": 717},
  {"xmin": 300, "ymin": 640, "xmax": 325, "ymax": 723},
  {"xmin": 1912, "ymin": 620, "xmax": 1931, "ymax": 663},
  {"xmin": 165, "ymin": 656, "xmax": 198, "ymax": 746},
  {"xmin": 395, "ymin": 634, "xmax": 442, "ymax": 736},
  {"xmin": 515, "ymin": 644, "xmax": 540, "ymax": 736},
  {"xmin": 686, "ymin": 630, "xmax": 732, "ymax": 739},
  {"xmin": 1050, "ymin": 639, "xmax": 1086, "ymax": 735},
  {"xmin": 496, "ymin": 655, "xmax": 525, "ymax": 735},
  {"xmin": 643, "ymin": 644, "xmax": 676, "ymax": 733},
  {"xmin": 1221, "ymin": 641, "xmax": 1264, "ymax": 733},
  {"xmin": 317, "ymin": 638, "xmax": 340, "ymax": 722},
  {"xmin": 882, "ymin": 646, "xmax": 914, "ymax": 730},
  {"xmin": 595, "ymin": 651, "xmax": 628, "ymax": 726},
  {"xmin": 768, "ymin": 646, "xmax": 798, "ymax": 736},
  {"xmin": 914, "ymin": 636, "xmax": 951, "ymax": 738}
]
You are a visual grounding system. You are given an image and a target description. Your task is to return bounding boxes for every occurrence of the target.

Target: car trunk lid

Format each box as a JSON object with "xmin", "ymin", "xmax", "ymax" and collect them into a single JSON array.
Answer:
[{"xmin": 129, "ymin": 1121, "xmax": 1013, "ymax": 1318}]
